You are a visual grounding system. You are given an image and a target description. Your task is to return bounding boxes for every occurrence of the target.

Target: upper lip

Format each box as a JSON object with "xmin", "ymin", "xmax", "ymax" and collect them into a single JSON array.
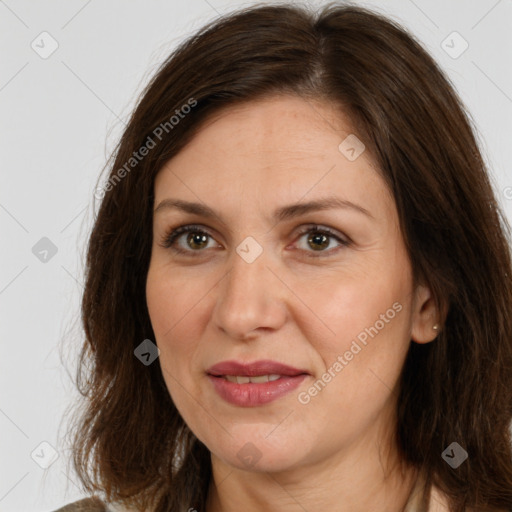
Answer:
[{"xmin": 207, "ymin": 359, "xmax": 309, "ymax": 377}]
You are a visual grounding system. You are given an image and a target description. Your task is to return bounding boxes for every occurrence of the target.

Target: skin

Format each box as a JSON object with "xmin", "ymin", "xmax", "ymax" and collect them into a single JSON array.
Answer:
[{"xmin": 145, "ymin": 94, "xmax": 441, "ymax": 512}]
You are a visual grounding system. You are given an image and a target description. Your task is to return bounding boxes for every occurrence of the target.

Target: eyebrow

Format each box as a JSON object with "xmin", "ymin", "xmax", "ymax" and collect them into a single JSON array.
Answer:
[{"xmin": 154, "ymin": 196, "xmax": 375, "ymax": 223}]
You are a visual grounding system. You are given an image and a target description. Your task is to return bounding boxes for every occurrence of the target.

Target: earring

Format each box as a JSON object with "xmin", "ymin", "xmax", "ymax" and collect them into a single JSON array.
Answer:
[{"xmin": 432, "ymin": 324, "xmax": 440, "ymax": 331}]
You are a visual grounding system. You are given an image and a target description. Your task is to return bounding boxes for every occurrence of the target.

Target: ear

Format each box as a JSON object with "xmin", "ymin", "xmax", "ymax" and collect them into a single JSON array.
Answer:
[{"xmin": 410, "ymin": 283, "xmax": 442, "ymax": 344}]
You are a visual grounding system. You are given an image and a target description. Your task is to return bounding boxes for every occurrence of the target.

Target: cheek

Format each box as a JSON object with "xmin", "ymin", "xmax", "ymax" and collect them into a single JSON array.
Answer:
[
  {"xmin": 146, "ymin": 262, "xmax": 199, "ymax": 341},
  {"xmin": 145, "ymin": 263, "xmax": 208, "ymax": 388},
  {"xmin": 292, "ymin": 262, "xmax": 409, "ymax": 349},
  {"xmin": 293, "ymin": 264, "xmax": 412, "ymax": 407},
  {"xmin": 327, "ymin": 286, "xmax": 407, "ymax": 348}
]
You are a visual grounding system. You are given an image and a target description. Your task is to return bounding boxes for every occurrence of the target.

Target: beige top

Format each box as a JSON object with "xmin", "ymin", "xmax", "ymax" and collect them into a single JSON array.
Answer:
[
  {"xmin": 403, "ymin": 471, "xmax": 450, "ymax": 512},
  {"xmin": 54, "ymin": 472, "xmax": 450, "ymax": 512}
]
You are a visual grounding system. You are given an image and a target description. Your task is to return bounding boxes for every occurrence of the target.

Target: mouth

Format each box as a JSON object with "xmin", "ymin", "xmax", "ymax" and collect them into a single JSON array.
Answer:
[
  {"xmin": 214, "ymin": 374, "xmax": 288, "ymax": 384},
  {"xmin": 206, "ymin": 359, "xmax": 310, "ymax": 407},
  {"xmin": 206, "ymin": 359, "xmax": 310, "ymax": 378}
]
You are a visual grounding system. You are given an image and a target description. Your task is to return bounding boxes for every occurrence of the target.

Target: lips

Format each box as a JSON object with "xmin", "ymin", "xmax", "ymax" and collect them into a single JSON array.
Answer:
[
  {"xmin": 207, "ymin": 359, "xmax": 309, "ymax": 377},
  {"xmin": 206, "ymin": 359, "xmax": 310, "ymax": 407}
]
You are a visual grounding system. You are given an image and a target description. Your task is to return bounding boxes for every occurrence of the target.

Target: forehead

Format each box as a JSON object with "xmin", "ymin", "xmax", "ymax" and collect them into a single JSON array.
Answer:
[{"xmin": 154, "ymin": 95, "xmax": 394, "ymax": 221}]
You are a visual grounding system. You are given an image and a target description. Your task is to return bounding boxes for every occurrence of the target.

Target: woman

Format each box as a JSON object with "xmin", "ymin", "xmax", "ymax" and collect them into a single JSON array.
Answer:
[{"xmin": 55, "ymin": 3, "xmax": 512, "ymax": 511}]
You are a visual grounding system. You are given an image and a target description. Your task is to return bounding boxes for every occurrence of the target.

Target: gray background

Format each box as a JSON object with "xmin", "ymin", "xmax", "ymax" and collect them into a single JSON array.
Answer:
[{"xmin": 1, "ymin": 0, "xmax": 511, "ymax": 510}]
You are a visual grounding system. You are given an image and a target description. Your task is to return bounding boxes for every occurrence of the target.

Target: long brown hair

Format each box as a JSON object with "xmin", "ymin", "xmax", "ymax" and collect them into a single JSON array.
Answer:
[{"xmin": 62, "ymin": 2, "xmax": 512, "ymax": 511}]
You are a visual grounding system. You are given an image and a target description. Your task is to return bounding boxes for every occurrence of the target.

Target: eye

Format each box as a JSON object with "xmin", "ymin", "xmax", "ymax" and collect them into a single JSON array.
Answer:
[
  {"xmin": 159, "ymin": 224, "xmax": 219, "ymax": 255},
  {"xmin": 293, "ymin": 224, "xmax": 351, "ymax": 258},
  {"xmin": 159, "ymin": 223, "xmax": 351, "ymax": 258}
]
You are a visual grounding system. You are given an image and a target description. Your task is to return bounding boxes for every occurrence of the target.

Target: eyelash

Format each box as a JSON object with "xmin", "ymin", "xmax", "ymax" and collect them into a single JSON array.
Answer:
[{"xmin": 159, "ymin": 223, "xmax": 351, "ymax": 258}]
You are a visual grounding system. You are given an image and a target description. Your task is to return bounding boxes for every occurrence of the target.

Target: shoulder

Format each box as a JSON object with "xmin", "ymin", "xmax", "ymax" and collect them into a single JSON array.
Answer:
[
  {"xmin": 51, "ymin": 497, "xmax": 108, "ymax": 512},
  {"xmin": 404, "ymin": 471, "xmax": 450, "ymax": 512},
  {"xmin": 408, "ymin": 475, "xmax": 509, "ymax": 512},
  {"xmin": 51, "ymin": 497, "xmax": 139, "ymax": 512},
  {"xmin": 429, "ymin": 485, "xmax": 451, "ymax": 512},
  {"xmin": 430, "ymin": 482, "xmax": 511, "ymax": 512}
]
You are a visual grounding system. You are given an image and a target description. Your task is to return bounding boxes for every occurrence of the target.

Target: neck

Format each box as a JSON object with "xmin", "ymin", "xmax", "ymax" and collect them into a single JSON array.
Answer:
[{"xmin": 205, "ymin": 430, "xmax": 419, "ymax": 512}]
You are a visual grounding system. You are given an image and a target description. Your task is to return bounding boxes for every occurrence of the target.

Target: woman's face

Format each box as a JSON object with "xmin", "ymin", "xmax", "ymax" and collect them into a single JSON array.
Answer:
[{"xmin": 146, "ymin": 95, "xmax": 436, "ymax": 473}]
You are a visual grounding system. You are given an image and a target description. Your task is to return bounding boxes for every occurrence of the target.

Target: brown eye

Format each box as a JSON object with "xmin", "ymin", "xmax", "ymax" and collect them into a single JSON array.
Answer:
[
  {"xmin": 185, "ymin": 231, "xmax": 209, "ymax": 250},
  {"xmin": 160, "ymin": 223, "xmax": 350, "ymax": 258},
  {"xmin": 160, "ymin": 225, "xmax": 217, "ymax": 254},
  {"xmin": 294, "ymin": 225, "xmax": 350, "ymax": 258},
  {"xmin": 306, "ymin": 231, "xmax": 330, "ymax": 251}
]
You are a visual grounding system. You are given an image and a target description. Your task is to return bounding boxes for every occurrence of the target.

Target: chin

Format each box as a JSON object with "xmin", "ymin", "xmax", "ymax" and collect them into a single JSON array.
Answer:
[{"xmin": 210, "ymin": 425, "xmax": 307, "ymax": 473}]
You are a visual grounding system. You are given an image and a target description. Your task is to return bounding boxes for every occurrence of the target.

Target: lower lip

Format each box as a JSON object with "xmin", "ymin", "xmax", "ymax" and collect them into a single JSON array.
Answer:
[{"xmin": 207, "ymin": 374, "xmax": 308, "ymax": 407}]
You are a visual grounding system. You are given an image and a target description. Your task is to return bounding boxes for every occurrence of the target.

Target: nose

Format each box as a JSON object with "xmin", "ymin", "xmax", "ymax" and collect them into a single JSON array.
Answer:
[{"xmin": 211, "ymin": 243, "xmax": 288, "ymax": 341}]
